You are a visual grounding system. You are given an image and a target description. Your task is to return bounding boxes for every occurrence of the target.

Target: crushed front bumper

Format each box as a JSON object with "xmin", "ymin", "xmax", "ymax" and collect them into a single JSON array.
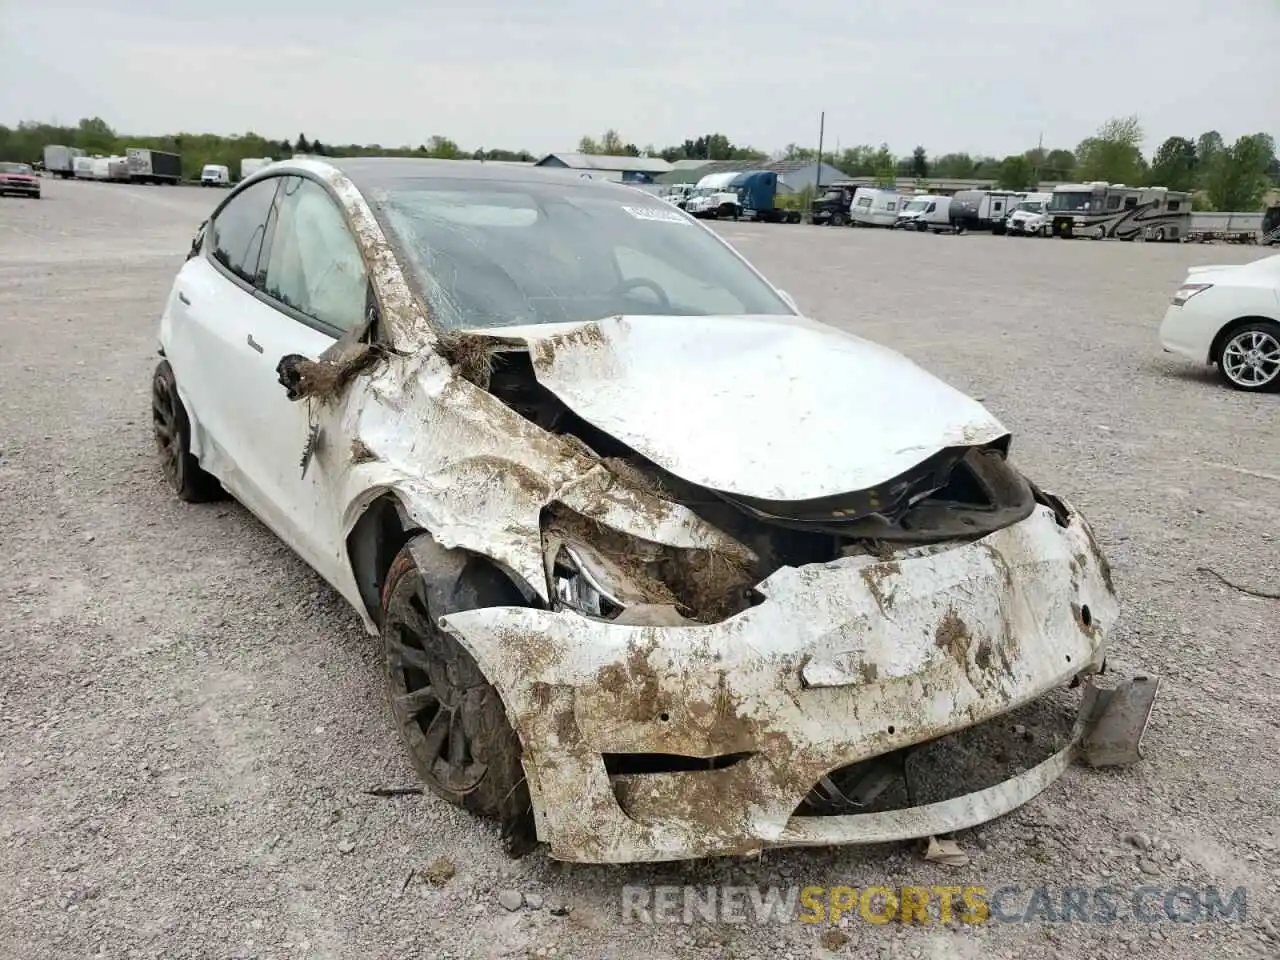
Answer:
[{"xmin": 437, "ymin": 501, "xmax": 1144, "ymax": 863}]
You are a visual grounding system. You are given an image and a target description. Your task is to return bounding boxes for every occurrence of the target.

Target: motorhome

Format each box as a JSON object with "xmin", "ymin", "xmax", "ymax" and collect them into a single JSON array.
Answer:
[
  {"xmin": 949, "ymin": 190, "xmax": 1024, "ymax": 233},
  {"xmin": 894, "ymin": 194, "xmax": 952, "ymax": 232},
  {"xmin": 1048, "ymin": 182, "xmax": 1190, "ymax": 241},
  {"xmin": 1005, "ymin": 193, "xmax": 1054, "ymax": 236},
  {"xmin": 72, "ymin": 156, "xmax": 95, "ymax": 179},
  {"xmin": 850, "ymin": 188, "xmax": 906, "ymax": 227},
  {"xmin": 685, "ymin": 172, "xmax": 742, "ymax": 219}
]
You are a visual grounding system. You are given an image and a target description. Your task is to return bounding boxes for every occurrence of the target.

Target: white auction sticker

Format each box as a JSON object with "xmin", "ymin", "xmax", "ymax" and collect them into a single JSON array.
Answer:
[{"xmin": 621, "ymin": 205, "xmax": 692, "ymax": 224}]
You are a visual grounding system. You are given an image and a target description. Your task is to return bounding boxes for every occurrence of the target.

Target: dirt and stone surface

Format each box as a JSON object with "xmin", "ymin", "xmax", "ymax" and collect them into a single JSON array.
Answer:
[{"xmin": 1, "ymin": 178, "xmax": 1277, "ymax": 960}]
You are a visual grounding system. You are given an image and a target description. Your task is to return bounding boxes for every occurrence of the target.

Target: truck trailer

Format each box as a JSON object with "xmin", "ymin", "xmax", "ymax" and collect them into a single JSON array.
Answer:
[
  {"xmin": 125, "ymin": 148, "xmax": 182, "ymax": 185},
  {"xmin": 43, "ymin": 144, "xmax": 86, "ymax": 179}
]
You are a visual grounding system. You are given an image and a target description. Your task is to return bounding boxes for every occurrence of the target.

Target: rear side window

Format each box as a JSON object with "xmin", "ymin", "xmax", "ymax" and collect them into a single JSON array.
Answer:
[{"xmin": 210, "ymin": 178, "xmax": 280, "ymax": 285}]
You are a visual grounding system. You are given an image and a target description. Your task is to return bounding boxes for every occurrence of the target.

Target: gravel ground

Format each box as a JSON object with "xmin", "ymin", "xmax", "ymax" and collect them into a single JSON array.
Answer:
[{"xmin": 1, "ymin": 179, "xmax": 1277, "ymax": 960}]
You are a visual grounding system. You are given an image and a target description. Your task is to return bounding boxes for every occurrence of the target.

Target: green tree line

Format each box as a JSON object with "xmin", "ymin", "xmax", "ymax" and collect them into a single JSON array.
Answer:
[
  {"xmin": 0, "ymin": 118, "xmax": 534, "ymax": 182},
  {"xmin": 4, "ymin": 115, "xmax": 1276, "ymax": 211}
]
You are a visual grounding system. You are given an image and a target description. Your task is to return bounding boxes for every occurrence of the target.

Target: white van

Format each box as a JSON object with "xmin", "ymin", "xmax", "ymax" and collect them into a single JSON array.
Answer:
[
  {"xmin": 894, "ymin": 194, "xmax": 953, "ymax": 232},
  {"xmin": 850, "ymin": 188, "xmax": 906, "ymax": 227},
  {"xmin": 201, "ymin": 164, "xmax": 231, "ymax": 187}
]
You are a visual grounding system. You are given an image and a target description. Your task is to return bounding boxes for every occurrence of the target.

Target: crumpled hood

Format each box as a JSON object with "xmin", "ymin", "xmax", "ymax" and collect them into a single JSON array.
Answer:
[{"xmin": 464, "ymin": 314, "xmax": 1009, "ymax": 501}]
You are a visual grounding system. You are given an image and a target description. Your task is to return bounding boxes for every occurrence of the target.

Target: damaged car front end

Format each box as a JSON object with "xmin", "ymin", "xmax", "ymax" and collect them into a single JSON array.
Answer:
[
  {"xmin": 154, "ymin": 157, "xmax": 1157, "ymax": 865},
  {"xmin": 416, "ymin": 318, "xmax": 1156, "ymax": 863}
]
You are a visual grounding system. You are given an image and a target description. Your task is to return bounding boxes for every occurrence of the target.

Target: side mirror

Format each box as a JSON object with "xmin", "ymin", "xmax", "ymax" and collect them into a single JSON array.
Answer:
[{"xmin": 778, "ymin": 290, "xmax": 799, "ymax": 312}]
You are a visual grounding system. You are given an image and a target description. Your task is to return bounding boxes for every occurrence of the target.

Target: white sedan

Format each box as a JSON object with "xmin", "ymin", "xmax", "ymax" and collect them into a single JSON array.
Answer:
[
  {"xmin": 1159, "ymin": 253, "xmax": 1280, "ymax": 392},
  {"xmin": 151, "ymin": 157, "xmax": 1154, "ymax": 863}
]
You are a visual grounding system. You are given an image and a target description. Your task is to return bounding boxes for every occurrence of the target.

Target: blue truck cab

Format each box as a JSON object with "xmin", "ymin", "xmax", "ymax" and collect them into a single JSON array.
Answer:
[{"xmin": 730, "ymin": 171, "xmax": 802, "ymax": 223}]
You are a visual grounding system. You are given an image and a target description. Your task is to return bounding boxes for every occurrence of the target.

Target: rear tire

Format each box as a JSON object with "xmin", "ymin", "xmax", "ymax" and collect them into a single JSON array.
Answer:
[
  {"xmin": 380, "ymin": 546, "xmax": 536, "ymax": 855},
  {"xmin": 151, "ymin": 359, "xmax": 224, "ymax": 502}
]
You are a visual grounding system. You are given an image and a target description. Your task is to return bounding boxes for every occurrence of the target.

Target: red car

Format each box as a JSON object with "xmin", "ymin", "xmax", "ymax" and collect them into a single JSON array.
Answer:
[{"xmin": 0, "ymin": 162, "xmax": 41, "ymax": 198}]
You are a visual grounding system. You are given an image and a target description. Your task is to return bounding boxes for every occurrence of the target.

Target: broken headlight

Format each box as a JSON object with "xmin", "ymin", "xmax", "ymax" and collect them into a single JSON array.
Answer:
[
  {"xmin": 541, "ymin": 507, "xmax": 758, "ymax": 624},
  {"xmin": 549, "ymin": 542, "xmax": 629, "ymax": 619}
]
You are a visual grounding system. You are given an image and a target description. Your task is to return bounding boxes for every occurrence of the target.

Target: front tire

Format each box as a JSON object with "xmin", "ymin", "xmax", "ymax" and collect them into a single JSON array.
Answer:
[
  {"xmin": 380, "ymin": 546, "xmax": 535, "ymax": 853},
  {"xmin": 151, "ymin": 359, "xmax": 224, "ymax": 501},
  {"xmin": 1216, "ymin": 321, "xmax": 1280, "ymax": 392}
]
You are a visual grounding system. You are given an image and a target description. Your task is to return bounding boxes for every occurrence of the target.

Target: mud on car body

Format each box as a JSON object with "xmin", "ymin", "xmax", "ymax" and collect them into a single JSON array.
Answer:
[{"xmin": 152, "ymin": 157, "xmax": 1158, "ymax": 863}]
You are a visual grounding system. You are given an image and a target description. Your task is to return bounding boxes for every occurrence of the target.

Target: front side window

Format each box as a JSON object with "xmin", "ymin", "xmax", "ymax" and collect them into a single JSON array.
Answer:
[
  {"xmin": 374, "ymin": 179, "xmax": 793, "ymax": 330},
  {"xmin": 262, "ymin": 177, "xmax": 368, "ymax": 333},
  {"xmin": 210, "ymin": 177, "xmax": 280, "ymax": 285}
]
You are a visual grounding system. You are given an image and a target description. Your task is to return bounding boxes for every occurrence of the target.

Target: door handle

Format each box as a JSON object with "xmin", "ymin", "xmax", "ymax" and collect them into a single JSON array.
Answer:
[
  {"xmin": 177, "ymin": 291, "xmax": 191, "ymax": 305},
  {"xmin": 246, "ymin": 334, "xmax": 264, "ymax": 354}
]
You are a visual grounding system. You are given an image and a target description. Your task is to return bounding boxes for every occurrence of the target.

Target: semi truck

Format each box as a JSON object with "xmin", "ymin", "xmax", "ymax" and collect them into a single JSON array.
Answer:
[
  {"xmin": 43, "ymin": 144, "xmax": 86, "ymax": 179},
  {"xmin": 809, "ymin": 183, "xmax": 861, "ymax": 225},
  {"xmin": 1047, "ymin": 182, "xmax": 1190, "ymax": 241},
  {"xmin": 730, "ymin": 171, "xmax": 802, "ymax": 223},
  {"xmin": 125, "ymin": 148, "xmax": 182, "ymax": 185}
]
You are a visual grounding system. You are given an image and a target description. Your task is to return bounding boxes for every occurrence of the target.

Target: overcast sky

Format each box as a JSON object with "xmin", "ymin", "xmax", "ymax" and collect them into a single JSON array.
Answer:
[{"xmin": 2, "ymin": 0, "xmax": 1277, "ymax": 158}]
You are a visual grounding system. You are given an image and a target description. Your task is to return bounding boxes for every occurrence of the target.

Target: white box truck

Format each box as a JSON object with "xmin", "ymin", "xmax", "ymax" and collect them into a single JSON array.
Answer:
[{"xmin": 43, "ymin": 145, "xmax": 86, "ymax": 179}]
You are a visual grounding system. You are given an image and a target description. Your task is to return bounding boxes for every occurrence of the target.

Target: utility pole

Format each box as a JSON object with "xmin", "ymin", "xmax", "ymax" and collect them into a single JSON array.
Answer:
[{"xmin": 814, "ymin": 111, "xmax": 825, "ymax": 197}]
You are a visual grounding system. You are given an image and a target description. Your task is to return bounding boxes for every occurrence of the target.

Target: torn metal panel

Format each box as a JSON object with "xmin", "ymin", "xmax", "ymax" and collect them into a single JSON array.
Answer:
[
  {"xmin": 436, "ymin": 502, "xmax": 1120, "ymax": 863},
  {"xmin": 327, "ymin": 349, "xmax": 748, "ymax": 615},
  {"xmin": 454, "ymin": 315, "xmax": 1010, "ymax": 501}
]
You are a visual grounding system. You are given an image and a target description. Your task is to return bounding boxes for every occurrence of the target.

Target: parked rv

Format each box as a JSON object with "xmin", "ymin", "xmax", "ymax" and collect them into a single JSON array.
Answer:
[
  {"xmin": 731, "ymin": 171, "xmax": 802, "ymax": 223},
  {"xmin": 200, "ymin": 164, "xmax": 231, "ymax": 187},
  {"xmin": 894, "ymin": 195, "xmax": 952, "ymax": 232},
  {"xmin": 810, "ymin": 184, "xmax": 860, "ymax": 225},
  {"xmin": 239, "ymin": 157, "xmax": 274, "ymax": 180},
  {"xmin": 850, "ymin": 188, "xmax": 906, "ymax": 227},
  {"xmin": 949, "ymin": 190, "xmax": 1023, "ymax": 234},
  {"xmin": 1005, "ymin": 194, "xmax": 1054, "ymax": 236},
  {"xmin": 1048, "ymin": 183, "xmax": 1190, "ymax": 241},
  {"xmin": 43, "ymin": 144, "xmax": 86, "ymax": 180},
  {"xmin": 73, "ymin": 156, "xmax": 95, "ymax": 179},
  {"xmin": 125, "ymin": 148, "xmax": 182, "ymax": 185}
]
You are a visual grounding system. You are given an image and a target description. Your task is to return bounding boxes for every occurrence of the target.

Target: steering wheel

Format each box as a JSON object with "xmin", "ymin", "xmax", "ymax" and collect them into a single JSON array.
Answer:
[{"xmin": 613, "ymin": 277, "xmax": 672, "ymax": 311}]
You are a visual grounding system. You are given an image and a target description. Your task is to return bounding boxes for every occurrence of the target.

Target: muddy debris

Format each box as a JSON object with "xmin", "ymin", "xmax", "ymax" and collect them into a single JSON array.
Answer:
[
  {"xmin": 436, "ymin": 330, "xmax": 494, "ymax": 388},
  {"xmin": 423, "ymin": 856, "xmax": 456, "ymax": 886},
  {"xmin": 350, "ymin": 438, "xmax": 378, "ymax": 464},
  {"xmin": 276, "ymin": 343, "xmax": 380, "ymax": 404}
]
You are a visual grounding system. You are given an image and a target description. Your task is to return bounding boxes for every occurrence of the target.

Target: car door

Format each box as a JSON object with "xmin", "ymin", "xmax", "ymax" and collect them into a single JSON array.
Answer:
[
  {"xmin": 164, "ymin": 175, "xmax": 282, "ymax": 509},
  {"xmin": 247, "ymin": 174, "xmax": 373, "ymax": 575}
]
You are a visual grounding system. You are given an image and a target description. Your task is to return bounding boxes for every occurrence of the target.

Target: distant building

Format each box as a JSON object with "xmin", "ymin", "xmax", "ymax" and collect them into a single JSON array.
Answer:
[
  {"xmin": 655, "ymin": 158, "xmax": 849, "ymax": 192},
  {"xmin": 534, "ymin": 152, "xmax": 673, "ymax": 184}
]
